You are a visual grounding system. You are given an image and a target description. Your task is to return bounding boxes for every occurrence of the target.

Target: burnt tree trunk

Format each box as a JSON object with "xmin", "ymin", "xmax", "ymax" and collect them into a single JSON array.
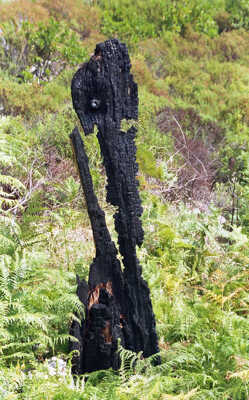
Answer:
[{"xmin": 70, "ymin": 39, "xmax": 159, "ymax": 374}]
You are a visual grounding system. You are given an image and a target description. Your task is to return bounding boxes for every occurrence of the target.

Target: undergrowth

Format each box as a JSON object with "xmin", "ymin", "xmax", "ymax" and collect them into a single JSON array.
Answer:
[{"xmin": 1, "ymin": 0, "xmax": 249, "ymax": 398}]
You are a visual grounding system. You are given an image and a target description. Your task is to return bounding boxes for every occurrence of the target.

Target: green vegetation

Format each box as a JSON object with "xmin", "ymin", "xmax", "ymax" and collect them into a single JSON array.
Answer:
[
  {"xmin": 98, "ymin": 0, "xmax": 249, "ymax": 45},
  {"xmin": 1, "ymin": 0, "xmax": 249, "ymax": 398}
]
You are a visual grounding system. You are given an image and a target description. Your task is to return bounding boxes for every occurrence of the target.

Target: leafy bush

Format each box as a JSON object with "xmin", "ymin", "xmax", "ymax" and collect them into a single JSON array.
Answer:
[
  {"xmin": 39, "ymin": 0, "xmax": 101, "ymax": 37},
  {"xmin": 98, "ymin": 0, "xmax": 225, "ymax": 46},
  {"xmin": 97, "ymin": 0, "xmax": 249, "ymax": 49},
  {"xmin": 0, "ymin": 71, "xmax": 71, "ymax": 117},
  {"xmin": 0, "ymin": 18, "xmax": 88, "ymax": 81},
  {"xmin": 225, "ymin": 0, "xmax": 249, "ymax": 30},
  {"xmin": 0, "ymin": 0, "xmax": 249, "ymax": 398}
]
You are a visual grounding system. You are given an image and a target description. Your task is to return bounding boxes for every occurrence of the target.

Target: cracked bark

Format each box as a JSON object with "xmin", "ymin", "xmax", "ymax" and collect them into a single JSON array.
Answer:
[{"xmin": 70, "ymin": 39, "xmax": 159, "ymax": 374}]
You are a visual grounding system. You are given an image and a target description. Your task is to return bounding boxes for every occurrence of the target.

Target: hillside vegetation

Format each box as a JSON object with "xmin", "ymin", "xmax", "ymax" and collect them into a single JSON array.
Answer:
[{"xmin": 1, "ymin": 0, "xmax": 249, "ymax": 398}]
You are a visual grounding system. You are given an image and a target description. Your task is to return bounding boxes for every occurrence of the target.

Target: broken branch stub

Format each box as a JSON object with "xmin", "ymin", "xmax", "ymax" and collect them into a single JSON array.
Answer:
[{"xmin": 70, "ymin": 39, "xmax": 159, "ymax": 374}]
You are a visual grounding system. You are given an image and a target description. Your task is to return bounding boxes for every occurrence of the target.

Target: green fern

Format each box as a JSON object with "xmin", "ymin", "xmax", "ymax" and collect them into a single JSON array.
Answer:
[
  {"xmin": 0, "ymin": 218, "xmax": 84, "ymax": 366},
  {"xmin": 0, "ymin": 118, "xmax": 27, "ymax": 211}
]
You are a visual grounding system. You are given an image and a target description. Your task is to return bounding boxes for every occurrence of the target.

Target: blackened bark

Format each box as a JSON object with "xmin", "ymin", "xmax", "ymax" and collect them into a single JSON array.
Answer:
[
  {"xmin": 70, "ymin": 39, "xmax": 159, "ymax": 374},
  {"xmin": 69, "ymin": 276, "xmax": 88, "ymax": 375},
  {"xmin": 70, "ymin": 127, "xmax": 125, "ymax": 373}
]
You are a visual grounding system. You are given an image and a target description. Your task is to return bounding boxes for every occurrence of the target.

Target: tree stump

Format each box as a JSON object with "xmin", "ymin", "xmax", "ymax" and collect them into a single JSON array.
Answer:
[{"xmin": 70, "ymin": 39, "xmax": 159, "ymax": 374}]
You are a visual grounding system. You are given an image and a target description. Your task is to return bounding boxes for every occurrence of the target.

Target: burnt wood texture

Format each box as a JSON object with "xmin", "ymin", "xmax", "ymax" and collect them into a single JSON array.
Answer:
[{"xmin": 70, "ymin": 39, "xmax": 159, "ymax": 374}]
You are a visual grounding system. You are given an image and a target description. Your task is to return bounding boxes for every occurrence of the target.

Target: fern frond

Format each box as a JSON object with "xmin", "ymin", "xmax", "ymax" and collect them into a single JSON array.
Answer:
[
  {"xmin": 0, "ymin": 351, "xmax": 33, "ymax": 361},
  {"xmin": 117, "ymin": 345, "xmax": 144, "ymax": 383},
  {"xmin": 227, "ymin": 369, "xmax": 249, "ymax": 382},
  {"xmin": 0, "ymin": 174, "xmax": 25, "ymax": 193},
  {"xmin": 53, "ymin": 334, "xmax": 78, "ymax": 345},
  {"xmin": 7, "ymin": 312, "xmax": 49, "ymax": 332}
]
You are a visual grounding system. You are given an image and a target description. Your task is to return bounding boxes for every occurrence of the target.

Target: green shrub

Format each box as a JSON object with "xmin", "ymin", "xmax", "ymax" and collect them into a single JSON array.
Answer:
[
  {"xmin": 225, "ymin": 0, "xmax": 249, "ymax": 30},
  {"xmin": 0, "ymin": 18, "xmax": 88, "ymax": 81},
  {"xmin": 40, "ymin": 0, "xmax": 101, "ymax": 37},
  {"xmin": 0, "ymin": 0, "xmax": 249, "ymax": 398},
  {"xmin": 0, "ymin": 72, "xmax": 70, "ymax": 117},
  {"xmin": 98, "ymin": 0, "xmax": 225, "ymax": 47}
]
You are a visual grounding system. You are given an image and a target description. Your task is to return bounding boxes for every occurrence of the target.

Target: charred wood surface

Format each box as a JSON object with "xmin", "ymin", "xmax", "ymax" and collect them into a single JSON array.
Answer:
[{"xmin": 70, "ymin": 39, "xmax": 159, "ymax": 374}]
